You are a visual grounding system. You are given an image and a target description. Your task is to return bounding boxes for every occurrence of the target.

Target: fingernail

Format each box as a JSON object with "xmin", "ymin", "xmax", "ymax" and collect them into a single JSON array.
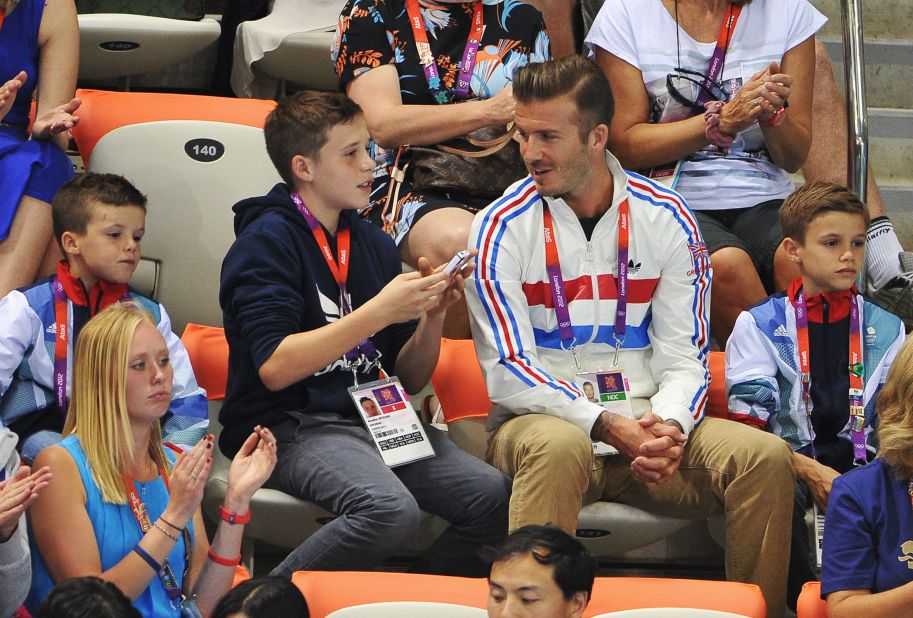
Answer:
[
  {"xmin": 207, "ymin": 443, "xmax": 212, "ymax": 449},
  {"xmin": 207, "ymin": 457, "xmax": 212, "ymax": 463}
]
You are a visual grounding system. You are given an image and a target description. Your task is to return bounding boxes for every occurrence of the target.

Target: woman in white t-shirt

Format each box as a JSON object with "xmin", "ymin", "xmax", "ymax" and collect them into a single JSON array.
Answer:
[{"xmin": 586, "ymin": 0, "xmax": 826, "ymax": 345}]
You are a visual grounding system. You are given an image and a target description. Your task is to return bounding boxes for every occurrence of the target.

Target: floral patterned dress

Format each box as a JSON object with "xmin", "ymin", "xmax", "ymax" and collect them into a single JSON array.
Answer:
[{"xmin": 333, "ymin": 0, "xmax": 550, "ymax": 245}]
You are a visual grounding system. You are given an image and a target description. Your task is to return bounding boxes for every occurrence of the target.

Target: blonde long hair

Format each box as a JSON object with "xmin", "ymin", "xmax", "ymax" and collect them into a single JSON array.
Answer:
[
  {"xmin": 876, "ymin": 336, "xmax": 913, "ymax": 479},
  {"xmin": 63, "ymin": 303, "xmax": 170, "ymax": 504}
]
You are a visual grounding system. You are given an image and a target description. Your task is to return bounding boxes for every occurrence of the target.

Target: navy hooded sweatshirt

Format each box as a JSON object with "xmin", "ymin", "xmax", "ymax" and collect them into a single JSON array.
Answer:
[{"xmin": 218, "ymin": 183, "xmax": 415, "ymax": 457}]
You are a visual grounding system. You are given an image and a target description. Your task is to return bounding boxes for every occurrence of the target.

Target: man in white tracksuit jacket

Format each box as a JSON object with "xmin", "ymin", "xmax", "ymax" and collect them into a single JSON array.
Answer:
[{"xmin": 466, "ymin": 56, "xmax": 795, "ymax": 617}]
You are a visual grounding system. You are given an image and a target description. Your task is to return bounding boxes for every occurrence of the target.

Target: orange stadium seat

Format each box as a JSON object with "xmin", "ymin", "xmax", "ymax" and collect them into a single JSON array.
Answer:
[
  {"xmin": 796, "ymin": 581, "xmax": 827, "ymax": 618},
  {"xmin": 71, "ymin": 90, "xmax": 281, "ymax": 332},
  {"xmin": 292, "ymin": 571, "xmax": 766, "ymax": 618}
]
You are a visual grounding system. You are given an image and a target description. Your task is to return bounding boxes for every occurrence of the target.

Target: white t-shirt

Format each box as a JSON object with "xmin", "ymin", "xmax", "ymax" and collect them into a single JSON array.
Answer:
[{"xmin": 586, "ymin": 0, "xmax": 826, "ymax": 211}]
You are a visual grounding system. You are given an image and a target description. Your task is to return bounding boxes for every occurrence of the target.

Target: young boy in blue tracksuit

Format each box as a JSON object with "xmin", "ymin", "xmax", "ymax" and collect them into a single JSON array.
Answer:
[
  {"xmin": 0, "ymin": 173, "xmax": 208, "ymax": 461},
  {"xmin": 726, "ymin": 181, "xmax": 905, "ymax": 608}
]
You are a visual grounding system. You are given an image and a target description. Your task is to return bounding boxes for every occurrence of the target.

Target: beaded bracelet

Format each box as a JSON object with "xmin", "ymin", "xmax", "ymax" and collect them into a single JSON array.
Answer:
[
  {"xmin": 153, "ymin": 521, "xmax": 179, "ymax": 542},
  {"xmin": 158, "ymin": 516, "xmax": 183, "ymax": 533}
]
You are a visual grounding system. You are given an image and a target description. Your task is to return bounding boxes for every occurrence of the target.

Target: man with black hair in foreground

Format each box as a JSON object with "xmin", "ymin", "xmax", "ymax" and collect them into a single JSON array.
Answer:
[{"xmin": 487, "ymin": 525, "xmax": 597, "ymax": 618}]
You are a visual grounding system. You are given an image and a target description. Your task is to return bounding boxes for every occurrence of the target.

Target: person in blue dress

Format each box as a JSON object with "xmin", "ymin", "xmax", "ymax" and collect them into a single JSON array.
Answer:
[
  {"xmin": 822, "ymin": 336, "xmax": 913, "ymax": 615},
  {"xmin": 25, "ymin": 303, "xmax": 277, "ymax": 617},
  {"xmin": 0, "ymin": 0, "xmax": 80, "ymax": 298}
]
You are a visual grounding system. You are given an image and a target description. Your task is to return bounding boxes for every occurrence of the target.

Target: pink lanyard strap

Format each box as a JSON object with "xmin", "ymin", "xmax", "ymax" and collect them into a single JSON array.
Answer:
[
  {"xmin": 405, "ymin": 0, "xmax": 484, "ymax": 103},
  {"xmin": 794, "ymin": 288, "xmax": 867, "ymax": 464},
  {"xmin": 542, "ymin": 199, "xmax": 630, "ymax": 359}
]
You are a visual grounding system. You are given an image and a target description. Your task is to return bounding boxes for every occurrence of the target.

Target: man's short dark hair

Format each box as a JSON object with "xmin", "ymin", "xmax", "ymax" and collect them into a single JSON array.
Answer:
[
  {"xmin": 513, "ymin": 56, "xmax": 615, "ymax": 141},
  {"xmin": 211, "ymin": 575, "xmax": 310, "ymax": 618},
  {"xmin": 52, "ymin": 173, "xmax": 148, "ymax": 252},
  {"xmin": 36, "ymin": 576, "xmax": 141, "ymax": 618},
  {"xmin": 264, "ymin": 90, "xmax": 364, "ymax": 186},
  {"xmin": 488, "ymin": 524, "xmax": 597, "ymax": 602}
]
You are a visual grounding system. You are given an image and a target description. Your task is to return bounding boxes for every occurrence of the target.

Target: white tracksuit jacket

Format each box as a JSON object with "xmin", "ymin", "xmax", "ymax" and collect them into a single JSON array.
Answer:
[{"xmin": 466, "ymin": 153, "xmax": 712, "ymax": 438}]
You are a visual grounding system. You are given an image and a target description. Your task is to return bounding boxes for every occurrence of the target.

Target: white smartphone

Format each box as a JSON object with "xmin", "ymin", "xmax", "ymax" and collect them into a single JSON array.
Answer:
[{"xmin": 442, "ymin": 249, "xmax": 474, "ymax": 277}]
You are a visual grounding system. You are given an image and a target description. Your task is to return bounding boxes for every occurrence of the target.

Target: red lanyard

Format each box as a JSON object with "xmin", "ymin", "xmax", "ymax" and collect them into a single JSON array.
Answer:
[
  {"xmin": 405, "ymin": 0, "xmax": 484, "ymax": 103},
  {"xmin": 542, "ymin": 199, "xmax": 630, "ymax": 367},
  {"xmin": 124, "ymin": 466, "xmax": 188, "ymax": 602},
  {"xmin": 0, "ymin": 10, "xmax": 5, "ymax": 33},
  {"xmin": 794, "ymin": 287, "xmax": 867, "ymax": 464},
  {"xmin": 693, "ymin": 3, "xmax": 741, "ymax": 108},
  {"xmin": 290, "ymin": 193, "xmax": 379, "ymax": 366},
  {"xmin": 291, "ymin": 194, "xmax": 352, "ymax": 310}
]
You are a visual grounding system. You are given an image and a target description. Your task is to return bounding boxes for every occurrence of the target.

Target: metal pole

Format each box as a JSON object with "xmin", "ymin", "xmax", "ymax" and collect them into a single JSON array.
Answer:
[{"xmin": 840, "ymin": 0, "xmax": 869, "ymax": 289}]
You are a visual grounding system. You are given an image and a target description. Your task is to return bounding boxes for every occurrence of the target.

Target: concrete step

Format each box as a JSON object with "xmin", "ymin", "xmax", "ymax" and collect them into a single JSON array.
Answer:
[
  {"xmin": 812, "ymin": 0, "xmax": 913, "ymax": 42},
  {"xmin": 869, "ymin": 108, "xmax": 913, "ymax": 184},
  {"xmin": 822, "ymin": 39, "xmax": 913, "ymax": 109}
]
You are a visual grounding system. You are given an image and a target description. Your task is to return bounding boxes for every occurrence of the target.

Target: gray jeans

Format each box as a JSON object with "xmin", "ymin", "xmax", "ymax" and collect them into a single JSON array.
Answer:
[{"xmin": 267, "ymin": 411, "xmax": 511, "ymax": 577}]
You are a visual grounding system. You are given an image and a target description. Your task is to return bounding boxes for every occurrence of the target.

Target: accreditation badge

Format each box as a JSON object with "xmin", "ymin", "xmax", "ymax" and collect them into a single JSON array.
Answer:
[
  {"xmin": 577, "ymin": 370, "xmax": 635, "ymax": 456},
  {"xmin": 348, "ymin": 377, "xmax": 435, "ymax": 468}
]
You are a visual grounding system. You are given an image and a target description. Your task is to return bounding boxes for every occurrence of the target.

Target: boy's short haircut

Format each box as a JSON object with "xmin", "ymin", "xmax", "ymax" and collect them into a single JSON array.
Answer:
[
  {"xmin": 513, "ymin": 56, "xmax": 614, "ymax": 142},
  {"xmin": 780, "ymin": 181, "xmax": 871, "ymax": 243},
  {"xmin": 52, "ymin": 173, "xmax": 148, "ymax": 250},
  {"xmin": 264, "ymin": 91, "xmax": 364, "ymax": 186},
  {"xmin": 486, "ymin": 524, "xmax": 597, "ymax": 602}
]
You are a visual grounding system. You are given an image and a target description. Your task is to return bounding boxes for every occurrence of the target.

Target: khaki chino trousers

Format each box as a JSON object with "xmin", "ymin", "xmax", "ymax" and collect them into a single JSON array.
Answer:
[{"xmin": 488, "ymin": 415, "xmax": 795, "ymax": 618}]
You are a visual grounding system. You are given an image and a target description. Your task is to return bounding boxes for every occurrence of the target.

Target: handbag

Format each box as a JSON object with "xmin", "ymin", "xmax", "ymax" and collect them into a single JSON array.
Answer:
[
  {"xmin": 409, "ymin": 123, "xmax": 527, "ymax": 199},
  {"xmin": 379, "ymin": 123, "xmax": 527, "ymax": 236}
]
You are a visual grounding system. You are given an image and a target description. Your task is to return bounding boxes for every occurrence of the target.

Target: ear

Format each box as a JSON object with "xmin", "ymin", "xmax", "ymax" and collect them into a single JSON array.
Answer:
[
  {"xmin": 570, "ymin": 591, "xmax": 589, "ymax": 617},
  {"xmin": 782, "ymin": 236, "xmax": 802, "ymax": 263},
  {"xmin": 290, "ymin": 154, "xmax": 314, "ymax": 184},
  {"xmin": 590, "ymin": 123, "xmax": 609, "ymax": 151},
  {"xmin": 60, "ymin": 231, "xmax": 80, "ymax": 258}
]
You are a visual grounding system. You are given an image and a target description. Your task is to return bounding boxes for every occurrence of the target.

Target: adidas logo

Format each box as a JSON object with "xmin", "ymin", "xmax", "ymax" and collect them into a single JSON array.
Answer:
[
  {"xmin": 773, "ymin": 325, "xmax": 789, "ymax": 338},
  {"xmin": 627, "ymin": 259, "xmax": 642, "ymax": 274},
  {"xmin": 46, "ymin": 324, "xmax": 56, "ymax": 335}
]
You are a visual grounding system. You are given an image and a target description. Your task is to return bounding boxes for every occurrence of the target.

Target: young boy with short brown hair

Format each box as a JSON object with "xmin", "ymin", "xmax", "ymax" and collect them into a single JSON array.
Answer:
[
  {"xmin": 0, "ymin": 173, "xmax": 208, "ymax": 462},
  {"xmin": 726, "ymin": 181, "xmax": 905, "ymax": 608}
]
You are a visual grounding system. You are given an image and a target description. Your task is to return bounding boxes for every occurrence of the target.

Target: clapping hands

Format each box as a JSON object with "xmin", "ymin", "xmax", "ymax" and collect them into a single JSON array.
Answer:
[
  {"xmin": 0, "ymin": 71, "xmax": 27, "ymax": 123},
  {"xmin": 226, "ymin": 426, "xmax": 277, "ymax": 507},
  {"xmin": 0, "ymin": 464, "xmax": 52, "ymax": 542},
  {"xmin": 31, "ymin": 96, "xmax": 81, "ymax": 141}
]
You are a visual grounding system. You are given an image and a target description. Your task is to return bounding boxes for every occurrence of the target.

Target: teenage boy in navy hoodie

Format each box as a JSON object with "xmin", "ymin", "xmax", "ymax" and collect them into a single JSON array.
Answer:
[{"xmin": 219, "ymin": 91, "xmax": 510, "ymax": 577}]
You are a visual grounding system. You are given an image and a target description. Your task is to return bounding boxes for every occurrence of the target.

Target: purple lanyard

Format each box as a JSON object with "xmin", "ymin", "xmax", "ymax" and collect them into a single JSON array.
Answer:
[
  {"xmin": 694, "ymin": 3, "xmax": 741, "ymax": 108},
  {"xmin": 794, "ymin": 289, "xmax": 867, "ymax": 464},
  {"xmin": 406, "ymin": 0, "xmax": 484, "ymax": 104},
  {"xmin": 542, "ymin": 199, "xmax": 630, "ymax": 365},
  {"xmin": 52, "ymin": 277, "xmax": 129, "ymax": 415},
  {"xmin": 290, "ymin": 193, "xmax": 379, "ymax": 364}
]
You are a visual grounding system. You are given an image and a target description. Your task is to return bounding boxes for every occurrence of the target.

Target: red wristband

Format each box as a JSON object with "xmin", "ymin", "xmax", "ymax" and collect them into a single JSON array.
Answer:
[
  {"xmin": 218, "ymin": 504, "xmax": 250, "ymax": 525},
  {"xmin": 760, "ymin": 106, "xmax": 786, "ymax": 127},
  {"xmin": 207, "ymin": 548, "xmax": 241, "ymax": 566}
]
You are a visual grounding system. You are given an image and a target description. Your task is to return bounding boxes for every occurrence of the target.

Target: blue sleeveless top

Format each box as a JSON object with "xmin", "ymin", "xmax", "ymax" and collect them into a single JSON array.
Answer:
[
  {"xmin": 27, "ymin": 436, "xmax": 195, "ymax": 617},
  {"xmin": 0, "ymin": 0, "xmax": 73, "ymax": 241}
]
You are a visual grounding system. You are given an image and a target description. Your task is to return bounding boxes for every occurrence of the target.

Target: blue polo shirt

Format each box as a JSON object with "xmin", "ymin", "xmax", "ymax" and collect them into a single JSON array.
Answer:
[{"xmin": 821, "ymin": 458, "xmax": 913, "ymax": 597}]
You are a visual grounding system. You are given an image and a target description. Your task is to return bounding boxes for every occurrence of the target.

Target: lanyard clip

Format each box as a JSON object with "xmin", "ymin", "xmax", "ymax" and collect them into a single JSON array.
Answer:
[
  {"xmin": 560, "ymin": 337, "xmax": 580, "ymax": 370},
  {"xmin": 612, "ymin": 334, "xmax": 625, "ymax": 367}
]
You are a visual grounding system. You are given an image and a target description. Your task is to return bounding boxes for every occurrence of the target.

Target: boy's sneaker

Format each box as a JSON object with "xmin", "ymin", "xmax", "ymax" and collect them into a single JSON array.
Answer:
[{"xmin": 870, "ymin": 252, "xmax": 913, "ymax": 330}]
